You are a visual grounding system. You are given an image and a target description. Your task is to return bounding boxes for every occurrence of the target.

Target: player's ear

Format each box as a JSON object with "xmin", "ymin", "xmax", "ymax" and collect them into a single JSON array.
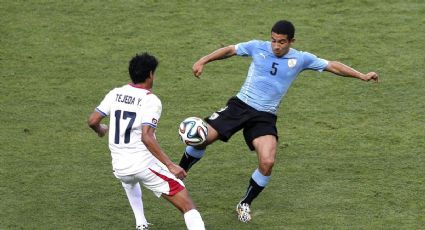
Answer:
[
  {"xmin": 290, "ymin": 38, "xmax": 295, "ymax": 44},
  {"xmin": 149, "ymin": 71, "xmax": 154, "ymax": 79}
]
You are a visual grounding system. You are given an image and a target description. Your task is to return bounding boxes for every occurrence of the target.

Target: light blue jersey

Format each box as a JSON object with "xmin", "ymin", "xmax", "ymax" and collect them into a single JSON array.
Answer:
[{"xmin": 235, "ymin": 40, "xmax": 329, "ymax": 114}]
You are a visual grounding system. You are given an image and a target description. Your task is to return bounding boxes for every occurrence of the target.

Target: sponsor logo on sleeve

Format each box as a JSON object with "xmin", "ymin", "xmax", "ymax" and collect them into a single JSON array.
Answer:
[{"xmin": 152, "ymin": 118, "xmax": 158, "ymax": 125}]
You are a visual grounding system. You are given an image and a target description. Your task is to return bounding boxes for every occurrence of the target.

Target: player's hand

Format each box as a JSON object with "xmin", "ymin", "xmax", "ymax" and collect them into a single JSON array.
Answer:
[
  {"xmin": 168, "ymin": 163, "xmax": 187, "ymax": 180},
  {"xmin": 362, "ymin": 72, "xmax": 379, "ymax": 83},
  {"xmin": 192, "ymin": 60, "xmax": 204, "ymax": 78},
  {"xmin": 98, "ymin": 124, "xmax": 108, "ymax": 137}
]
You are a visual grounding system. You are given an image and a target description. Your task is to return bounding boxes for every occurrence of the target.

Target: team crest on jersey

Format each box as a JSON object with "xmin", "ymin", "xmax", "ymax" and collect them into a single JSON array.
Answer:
[{"xmin": 288, "ymin": 59, "xmax": 297, "ymax": 68}]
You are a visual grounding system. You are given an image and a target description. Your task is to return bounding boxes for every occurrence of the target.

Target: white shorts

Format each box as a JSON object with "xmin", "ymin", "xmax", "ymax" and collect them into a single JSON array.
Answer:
[{"xmin": 114, "ymin": 161, "xmax": 185, "ymax": 197}]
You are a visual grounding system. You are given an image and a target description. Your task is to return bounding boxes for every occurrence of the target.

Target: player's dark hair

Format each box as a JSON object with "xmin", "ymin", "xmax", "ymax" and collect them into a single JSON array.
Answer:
[
  {"xmin": 128, "ymin": 52, "xmax": 159, "ymax": 84},
  {"xmin": 271, "ymin": 20, "xmax": 295, "ymax": 40}
]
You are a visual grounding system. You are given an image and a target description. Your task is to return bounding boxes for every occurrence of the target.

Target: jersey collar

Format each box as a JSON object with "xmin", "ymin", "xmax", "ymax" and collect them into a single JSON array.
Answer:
[
  {"xmin": 129, "ymin": 83, "xmax": 151, "ymax": 91},
  {"xmin": 283, "ymin": 48, "xmax": 297, "ymax": 58}
]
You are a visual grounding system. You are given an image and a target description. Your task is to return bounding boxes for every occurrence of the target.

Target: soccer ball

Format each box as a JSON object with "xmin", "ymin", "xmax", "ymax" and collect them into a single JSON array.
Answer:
[{"xmin": 178, "ymin": 117, "xmax": 208, "ymax": 146}]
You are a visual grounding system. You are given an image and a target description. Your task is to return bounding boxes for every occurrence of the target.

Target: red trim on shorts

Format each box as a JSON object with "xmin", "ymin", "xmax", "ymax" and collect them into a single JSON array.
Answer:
[{"xmin": 149, "ymin": 168, "xmax": 184, "ymax": 196}]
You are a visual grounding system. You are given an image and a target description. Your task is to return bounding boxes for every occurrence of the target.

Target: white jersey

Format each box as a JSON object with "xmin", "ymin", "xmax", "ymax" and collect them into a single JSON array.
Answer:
[{"xmin": 96, "ymin": 83, "xmax": 162, "ymax": 176}]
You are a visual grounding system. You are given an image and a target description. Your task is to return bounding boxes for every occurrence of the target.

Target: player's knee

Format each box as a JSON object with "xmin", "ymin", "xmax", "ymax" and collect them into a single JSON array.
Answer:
[{"xmin": 261, "ymin": 158, "xmax": 275, "ymax": 168}]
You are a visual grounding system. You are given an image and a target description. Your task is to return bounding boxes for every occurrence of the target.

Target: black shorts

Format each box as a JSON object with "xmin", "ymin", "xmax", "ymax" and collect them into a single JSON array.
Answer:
[{"xmin": 205, "ymin": 97, "xmax": 278, "ymax": 151}]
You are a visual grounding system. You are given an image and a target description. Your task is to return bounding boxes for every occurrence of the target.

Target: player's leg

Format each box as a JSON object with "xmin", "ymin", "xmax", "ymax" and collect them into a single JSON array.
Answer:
[
  {"xmin": 144, "ymin": 162, "xmax": 205, "ymax": 229},
  {"xmin": 180, "ymin": 97, "xmax": 247, "ymax": 172},
  {"xmin": 118, "ymin": 177, "xmax": 149, "ymax": 228},
  {"xmin": 162, "ymin": 189, "xmax": 205, "ymax": 230},
  {"xmin": 179, "ymin": 123, "xmax": 219, "ymax": 171},
  {"xmin": 237, "ymin": 135, "xmax": 277, "ymax": 222},
  {"xmin": 237, "ymin": 108, "xmax": 278, "ymax": 222},
  {"xmin": 242, "ymin": 135, "xmax": 276, "ymax": 203}
]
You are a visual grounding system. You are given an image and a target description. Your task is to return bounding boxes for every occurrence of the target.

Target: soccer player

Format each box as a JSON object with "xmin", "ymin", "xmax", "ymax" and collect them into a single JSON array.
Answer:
[
  {"xmin": 178, "ymin": 20, "xmax": 379, "ymax": 223},
  {"xmin": 88, "ymin": 52, "xmax": 205, "ymax": 230}
]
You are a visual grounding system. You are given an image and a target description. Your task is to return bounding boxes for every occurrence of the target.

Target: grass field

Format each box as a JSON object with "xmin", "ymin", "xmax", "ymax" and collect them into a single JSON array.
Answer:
[{"xmin": 1, "ymin": 0, "xmax": 424, "ymax": 229}]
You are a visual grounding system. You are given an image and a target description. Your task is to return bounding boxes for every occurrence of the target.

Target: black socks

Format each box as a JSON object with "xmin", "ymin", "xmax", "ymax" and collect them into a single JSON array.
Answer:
[
  {"xmin": 240, "ymin": 178, "xmax": 265, "ymax": 205},
  {"xmin": 179, "ymin": 151, "xmax": 201, "ymax": 172}
]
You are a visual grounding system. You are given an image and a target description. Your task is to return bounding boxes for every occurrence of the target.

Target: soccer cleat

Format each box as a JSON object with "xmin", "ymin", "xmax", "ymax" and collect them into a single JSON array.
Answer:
[
  {"xmin": 136, "ymin": 224, "xmax": 149, "ymax": 230},
  {"xmin": 236, "ymin": 202, "xmax": 252, "ymax": 223}
]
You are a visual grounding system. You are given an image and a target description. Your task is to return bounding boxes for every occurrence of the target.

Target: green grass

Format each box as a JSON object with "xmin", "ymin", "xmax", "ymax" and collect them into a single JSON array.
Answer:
[{"xmin": 1, "ymin": 0, "xmax": 424, "ymax": 229}]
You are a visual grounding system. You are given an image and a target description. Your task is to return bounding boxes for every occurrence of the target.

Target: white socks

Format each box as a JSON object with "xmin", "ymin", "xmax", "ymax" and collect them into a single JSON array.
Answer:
[
  {"xmin": 184, "ymin": 209, "xmax": 205, "ymax": 230},
  {"xmin": 123, "ymin": 182, "xmax": 205, "ymax": 229},
  {"xmin": 122, "ymin": 182, "xmax": 148, "ymax": 227}
]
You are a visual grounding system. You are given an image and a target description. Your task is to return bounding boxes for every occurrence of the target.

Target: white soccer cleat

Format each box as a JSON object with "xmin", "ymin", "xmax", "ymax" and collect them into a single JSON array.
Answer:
[
  {"xmin": 136, "ymin": 224, "xmax": 149, "ymax": 230},
  {"xmin": 236, "ymin": 202, "xmax": 252, "ymax": 223}
]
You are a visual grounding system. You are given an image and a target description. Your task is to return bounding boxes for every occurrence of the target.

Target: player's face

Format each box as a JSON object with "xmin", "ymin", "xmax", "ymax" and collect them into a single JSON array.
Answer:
[{"xmin": 271, "ymin": 32, "xmax": 292, "ymax": 57}]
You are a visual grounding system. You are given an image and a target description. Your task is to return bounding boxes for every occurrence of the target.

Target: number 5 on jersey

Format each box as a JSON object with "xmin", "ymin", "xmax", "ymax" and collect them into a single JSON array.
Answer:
[{"xmin": 270, "ymin": 62, "xmax": 279, "ymax": 75}]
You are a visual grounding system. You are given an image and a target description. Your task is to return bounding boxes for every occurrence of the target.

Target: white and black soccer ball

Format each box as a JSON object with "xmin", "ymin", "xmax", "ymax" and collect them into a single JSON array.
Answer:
[{"xmin": 178, "ymin": 117, "xmax": 208, "ymax": 146}]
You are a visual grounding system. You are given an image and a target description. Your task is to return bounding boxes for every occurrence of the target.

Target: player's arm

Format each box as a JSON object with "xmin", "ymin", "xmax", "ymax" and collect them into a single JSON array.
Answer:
[
  {"xmin": 87, "ymin": 111, "xmax": 108, "ymax": 137},
  {"xmin": 141, "ymin": 125, "xmax": 187, "ymax": 179},
  {"xmin": 325, "ymin": 61, "xmax": 379, "ymax": 82},
  {"xmin": 192, "ymin": 45, "xmax": 237, "ymax": 78}
]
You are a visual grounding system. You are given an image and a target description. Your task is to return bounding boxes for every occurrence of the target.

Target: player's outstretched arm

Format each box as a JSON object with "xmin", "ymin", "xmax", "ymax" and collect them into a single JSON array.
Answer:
[
  {"xmin": 87, "ymin": 111, "xmax": 108, "ymax": 137},
  {"xmin": 325, "ymin": 61, "xmax": 379, "ymax": 82},
  {"xmin": 192, "ymin": 45, "xmax": 237, "ymax": 78},
  {"xmin": 142, "ymin": 125, "xmax": 187, "ymax": 179}
]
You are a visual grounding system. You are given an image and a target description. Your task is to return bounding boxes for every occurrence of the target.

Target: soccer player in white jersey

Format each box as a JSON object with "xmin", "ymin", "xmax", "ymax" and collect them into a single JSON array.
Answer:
[
  {"xmin": 88, "ymin": 53, "xmax": 205, "ymax": 230},
  {"xmin": 178, "ymin": 20, "xmax": 379, "ymax": 223}
]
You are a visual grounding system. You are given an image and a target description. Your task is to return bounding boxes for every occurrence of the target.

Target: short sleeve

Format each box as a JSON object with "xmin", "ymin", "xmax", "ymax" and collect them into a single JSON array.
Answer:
[
  {"xmin": 301, "ymin": 51, "xmax": 329, "ymax": 72},
  {"xmin": 95, "ymin": 90, "xmax": 115, "ymax": 117},
  {"xmin": 235, "ymin": 40, "xmax": 260, "ymax": 56},
  {"xmin": 140, "ymin": 94, "xmax": 162, "ymax": 128}
]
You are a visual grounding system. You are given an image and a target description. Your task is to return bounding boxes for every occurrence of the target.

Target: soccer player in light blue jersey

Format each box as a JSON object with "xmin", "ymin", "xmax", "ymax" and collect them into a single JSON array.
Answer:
[{"xmin": 179, "ymin": 20, "xmax": 379, "ymax": 223}]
